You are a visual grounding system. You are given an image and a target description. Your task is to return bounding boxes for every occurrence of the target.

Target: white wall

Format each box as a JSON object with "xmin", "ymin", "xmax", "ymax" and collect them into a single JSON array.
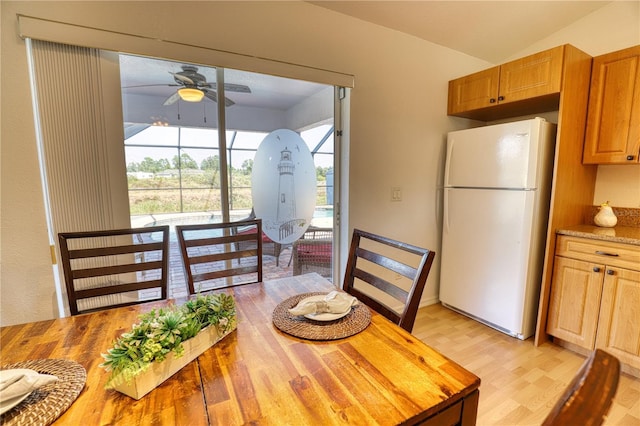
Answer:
[
  {"xmin": 1, "ymin": 1, "xmax": 637, "ymax": 326},
  {"xmin": 509, "ymin": 1, "xmax": 640, "ymax": 209}
]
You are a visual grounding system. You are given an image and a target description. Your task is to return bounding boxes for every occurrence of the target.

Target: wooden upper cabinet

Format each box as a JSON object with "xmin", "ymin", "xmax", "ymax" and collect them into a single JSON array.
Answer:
[
  {"xmin": 447, "ymin": 67, "xmax": 500, "ymax": 114},
  {"xmin": 583, "ymin": 45, "xmax": 640, "ymax": 164},
  {"xmin": 498, "ymin": 47, "xmax": 563, "ymax": 103},
  {"xmin": 448, "ymin": 45, "xmax": 565, "ymax": 121}
]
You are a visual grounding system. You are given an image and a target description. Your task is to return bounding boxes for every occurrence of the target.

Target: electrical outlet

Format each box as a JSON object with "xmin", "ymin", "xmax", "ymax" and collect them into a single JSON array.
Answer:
[{"xmin": 391, "ymin": 187, "xmax": 402, "ymax": 201}]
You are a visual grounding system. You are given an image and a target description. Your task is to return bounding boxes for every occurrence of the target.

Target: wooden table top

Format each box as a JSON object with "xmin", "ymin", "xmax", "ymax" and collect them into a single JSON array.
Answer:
[{"xmin": 1, "ymin": 273, "xmax": 480, "ymax": 425}]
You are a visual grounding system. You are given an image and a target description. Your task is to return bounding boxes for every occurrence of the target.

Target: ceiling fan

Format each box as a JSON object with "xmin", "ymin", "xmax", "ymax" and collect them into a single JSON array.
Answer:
[{"xmin": 126, "ymin": 65, "xmax": 251, "ymax": 107}]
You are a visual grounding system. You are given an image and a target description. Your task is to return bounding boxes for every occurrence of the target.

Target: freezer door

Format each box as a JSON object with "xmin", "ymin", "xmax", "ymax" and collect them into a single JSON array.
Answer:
[
  {"xmin": 445, "ymin": 119, "xmax": 544, "ymax": 189},
  {"xmin": 440, "ymin": 187, "xmax": 537, "ymax": 336}
]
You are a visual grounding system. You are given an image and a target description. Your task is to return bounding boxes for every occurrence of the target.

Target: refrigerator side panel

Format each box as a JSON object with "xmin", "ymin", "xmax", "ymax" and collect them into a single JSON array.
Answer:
[
  {"xmin": 521, "ymin": 152, "xmax": 555, "ymax": 336},
  {"xmin": 440, "ymin": 187, "xmax": 537, "ymax": 337}
]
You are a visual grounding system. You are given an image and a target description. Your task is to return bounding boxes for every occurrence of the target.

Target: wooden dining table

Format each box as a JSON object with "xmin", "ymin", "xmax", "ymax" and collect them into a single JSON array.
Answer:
[{"xmin": 1, "ymin": 273, "xmax": 480, "ymax": 425}]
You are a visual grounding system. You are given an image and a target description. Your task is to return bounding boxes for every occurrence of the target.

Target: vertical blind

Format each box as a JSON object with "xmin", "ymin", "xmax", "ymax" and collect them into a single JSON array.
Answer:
[
  {"xmin": 30, "ymin": 40, "xmax": 128, "ymax": 234},
  {"xmin": 29, "ymin": 40, "xmax": 132, "ymax": 311}
]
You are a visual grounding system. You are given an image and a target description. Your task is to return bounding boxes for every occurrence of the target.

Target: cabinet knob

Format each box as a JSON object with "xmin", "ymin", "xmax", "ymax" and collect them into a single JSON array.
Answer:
[
  {"xmin": 489, "ymin": 98, "xmax": 496, "ymax": 104},
  {"xmin": 627, "ymin": 155, "xmax": 635, "ymax": 161},
  {"xmin": 498, "ymin": 96, "xmax": 505, "ymax": 101},
  {"xmin": 607, "ymin": 269, "xmax": 615, "ymax": 275},
  {"xmin": 593, "ymin": 266, "xmax": 601, "ymax": 272}
]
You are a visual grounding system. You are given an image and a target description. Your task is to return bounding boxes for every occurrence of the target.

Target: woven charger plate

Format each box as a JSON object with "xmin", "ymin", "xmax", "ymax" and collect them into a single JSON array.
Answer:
[
  {"xmin": 0, "ymin": 359, "xmax": 86, "ymax": 426},
  {"xmin": 273, "ymin": 292, "xmax": 371, "ymax": 340}
]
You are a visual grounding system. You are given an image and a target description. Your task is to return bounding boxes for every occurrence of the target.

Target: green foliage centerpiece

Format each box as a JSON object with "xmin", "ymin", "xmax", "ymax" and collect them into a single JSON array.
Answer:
[{"xmin": 100, "ymin": 293, "xmax": 236, "ymax": 399}]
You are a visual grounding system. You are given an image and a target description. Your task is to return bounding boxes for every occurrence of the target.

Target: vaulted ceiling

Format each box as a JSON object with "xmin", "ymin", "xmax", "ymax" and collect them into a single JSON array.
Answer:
[
  {"xmin": 309, "ymin": 1, "xmax": 612, "ymax": 63},
  {"xmin": 120, "ymin": 1, "xmax": 613, "ymax": 129}
]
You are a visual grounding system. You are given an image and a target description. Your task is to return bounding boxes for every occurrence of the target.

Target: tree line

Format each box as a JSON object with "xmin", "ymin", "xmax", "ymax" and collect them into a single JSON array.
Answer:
[{"xmin": 127, "ymin": 153, "xmax": 331, "ymax": 180}]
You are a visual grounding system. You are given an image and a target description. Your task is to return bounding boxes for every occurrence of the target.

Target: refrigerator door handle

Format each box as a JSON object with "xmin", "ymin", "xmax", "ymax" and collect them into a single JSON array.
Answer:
[
  {"xmin": 444, "ymin": 141, "xmax": 454, "ymax": 187},
  {"xmin": 443, "ymin": 188, "xmax": 450, "ymax": 234}
]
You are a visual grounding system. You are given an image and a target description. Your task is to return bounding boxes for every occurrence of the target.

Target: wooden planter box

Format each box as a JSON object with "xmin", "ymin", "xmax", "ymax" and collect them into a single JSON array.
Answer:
[{"xmin": 113, "ymin": 323, "xmax": 236, "ymax": 400}]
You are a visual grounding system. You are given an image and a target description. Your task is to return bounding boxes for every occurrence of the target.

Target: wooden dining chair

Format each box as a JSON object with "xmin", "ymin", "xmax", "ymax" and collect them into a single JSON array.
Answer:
[
  {"xmin": 58, "ymin": 226, "xmax": 170, "ymax": 315},
  {"xmin": 342, "ymin": 228, "xmax": 436, "ymax": 332},
  {"xmin": 176, "ymin": 219, "xmax": 263, "ymax": 294},
  {"xmin": 542, "ymin": 349, "xmax": 620, "ymax": 426}
]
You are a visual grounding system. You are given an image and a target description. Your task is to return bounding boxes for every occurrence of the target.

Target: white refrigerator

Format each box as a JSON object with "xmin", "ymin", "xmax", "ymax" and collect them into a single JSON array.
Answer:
[{"xmin": 439, "ymin": 118, "xmax": 556, "ymax": 340}]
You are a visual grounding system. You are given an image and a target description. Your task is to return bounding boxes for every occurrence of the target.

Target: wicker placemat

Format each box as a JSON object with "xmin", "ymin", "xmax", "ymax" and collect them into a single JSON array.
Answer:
[
  {"xmin": 0, "ymin": 359, "xmax": 86, "ymax": 426},
  {"xmin": 272, "ymin": 292, "xmax": 371, "ymax": 340}
]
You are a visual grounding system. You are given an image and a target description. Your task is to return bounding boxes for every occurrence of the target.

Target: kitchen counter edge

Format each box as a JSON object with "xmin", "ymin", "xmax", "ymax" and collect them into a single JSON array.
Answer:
[{"xmin": 556, "ymin": 225, "xmax": 640, "ymax": 246}]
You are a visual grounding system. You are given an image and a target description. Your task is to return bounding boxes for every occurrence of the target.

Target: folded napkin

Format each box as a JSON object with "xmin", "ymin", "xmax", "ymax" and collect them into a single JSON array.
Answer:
[
  {"xmin": 0, "ymin": 369, "xmax": 58, "ymax": 402},
  {"xmin": 289, "ymin": 291, "xmax": 358, "ymax": 316}
]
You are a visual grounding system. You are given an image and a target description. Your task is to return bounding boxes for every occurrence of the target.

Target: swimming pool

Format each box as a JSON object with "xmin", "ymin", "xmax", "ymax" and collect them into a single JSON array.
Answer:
[{"xmin": 132, "ymin": 207, "xmax": 334, "ymax": 240}]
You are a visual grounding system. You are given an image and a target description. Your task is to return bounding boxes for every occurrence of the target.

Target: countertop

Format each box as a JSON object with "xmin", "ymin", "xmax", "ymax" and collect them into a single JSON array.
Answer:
[{"xmin": 557, "ymin": 224, "xmax": 640, "ymax": 246}]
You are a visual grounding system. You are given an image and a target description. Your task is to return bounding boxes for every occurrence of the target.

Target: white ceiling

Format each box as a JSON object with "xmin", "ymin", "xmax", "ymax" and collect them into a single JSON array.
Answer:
[
  {"xmin": 309, "ymin": 1, "xmax": 612, "ymax": 63},
  {"xmin": 120, "ymin": 54, "xmax": 335, "ymax": 131},
  {"xmin": 120, "ymin": 54, "xmax": 328, "ymax": 111}
]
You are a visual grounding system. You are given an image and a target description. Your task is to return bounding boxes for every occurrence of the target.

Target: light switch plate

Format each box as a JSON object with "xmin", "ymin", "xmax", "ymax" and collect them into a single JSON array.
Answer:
[{"xmin": 391, "ymin": 187, "xmax": 402, "ymax": 201}]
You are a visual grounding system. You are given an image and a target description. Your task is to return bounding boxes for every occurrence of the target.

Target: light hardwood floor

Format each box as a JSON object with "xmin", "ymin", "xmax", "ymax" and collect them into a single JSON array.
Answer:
[{"xmin": 413, "ymin": 303, "xmax": 640, "ymax": 426}]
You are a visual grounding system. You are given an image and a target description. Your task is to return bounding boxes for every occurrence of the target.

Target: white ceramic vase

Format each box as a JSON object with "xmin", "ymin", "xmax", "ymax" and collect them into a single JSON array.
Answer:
[{"xmin": 594, "ymin": 202, "xmax": 617, "ymax": 228}]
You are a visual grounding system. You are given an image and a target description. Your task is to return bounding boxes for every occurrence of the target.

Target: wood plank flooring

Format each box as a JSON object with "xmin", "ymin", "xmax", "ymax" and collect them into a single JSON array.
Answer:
[{"xmin": 413, "ymin": 303, "xmax": 640, "ymax": 426}]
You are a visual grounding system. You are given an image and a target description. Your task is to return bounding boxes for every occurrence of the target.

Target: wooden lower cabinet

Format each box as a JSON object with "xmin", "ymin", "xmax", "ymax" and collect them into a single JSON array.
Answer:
[
  {"xmin": 547, "ymin": 235, "xmax": 640, "ymax": 374},
  {"xmin": 596, "ymin": 267, "xmax": 640, "ymax": 370},
  {"xmin": 547, "ymin": 256, "xmax": 604, "ymax": 348}
]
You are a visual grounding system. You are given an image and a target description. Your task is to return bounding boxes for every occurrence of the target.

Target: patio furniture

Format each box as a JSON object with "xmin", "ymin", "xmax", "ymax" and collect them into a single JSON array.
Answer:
[
  {"xmin": 236, "ymin": 208, "xmax": 283, "ymax": 265},
  {"xmin": 58, "ymin": 225, "xmax": 170, "ymax": 315},
  {"xmin": 176, "ymin": 219, "xmax": 263, "ymax": 294},
  {"xmin": 292, "ymin": 226, "xmax": 333, "ymax": 278},
  {"xmin": 342, "ymin": 228, "xmax": 436, "ymax": 333}
]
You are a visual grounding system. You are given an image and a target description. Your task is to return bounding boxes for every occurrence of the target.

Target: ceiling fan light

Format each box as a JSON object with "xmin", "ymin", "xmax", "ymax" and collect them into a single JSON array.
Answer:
[{"xmin": 178, "ymin": 88, "xmax": 204, "ymax": 102}]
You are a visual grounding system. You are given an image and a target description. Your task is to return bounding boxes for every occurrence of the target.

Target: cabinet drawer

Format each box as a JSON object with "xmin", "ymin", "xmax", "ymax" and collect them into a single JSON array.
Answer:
[{"xmin": 556, "ymin": 235, "xmax": 640, "ymax": 270}]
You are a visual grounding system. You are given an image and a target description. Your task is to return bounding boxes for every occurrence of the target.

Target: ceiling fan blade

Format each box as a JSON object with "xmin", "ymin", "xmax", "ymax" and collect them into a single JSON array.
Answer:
[
  {"xmin": 203, "ymin": 89, "xmax": 235, "ymax": 107},
  {"xmin": 207, "ymin": 82, "xmax": 251, "ymax": 93},
  {"xmin": 224, "ymin": 83, "xmax": 251, "ymax": 93},
  {"xmin": 203, "ymin": 89, "xmax": 218, "ymax": 103},
  {"xmin": 169, "ymin": 72, "xmax": 195, "ymax": 85},
  {"xmin": 163, "ymin": 91, "xmax": 180, "ymax": 106}
]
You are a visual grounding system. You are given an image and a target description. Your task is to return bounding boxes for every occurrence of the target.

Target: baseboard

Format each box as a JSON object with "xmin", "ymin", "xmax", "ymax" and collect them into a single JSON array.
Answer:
[
  {"xmin": 420, "ymin": 296, "xmax": 440, "ymax": 308},
  {"xmin": 552, "ymin": 337, "xmax": 640, "ymax": 379}
]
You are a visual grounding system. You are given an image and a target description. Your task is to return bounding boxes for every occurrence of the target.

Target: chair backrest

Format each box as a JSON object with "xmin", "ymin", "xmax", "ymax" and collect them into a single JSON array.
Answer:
[
  {"xmin": 176, "ymin": 219, "xmax": 263, "ymax": 294},
  {"xmin": 542, "ymin": 349, "xmax": 620, "ymax": 426},
  {"xmin": 302, "ymin": 225, "xmax": 333, "ymax": 241},
  {"xmin": 342, "ymin": 228, "xmax": 436, "ymax": 332},
  {"xmin": 58, "ymin": 226, "xmax": 170, "ymax": 316},
  {"xmin": 292, "ymin": 226, "xmax": 333, "ymax": 278}
]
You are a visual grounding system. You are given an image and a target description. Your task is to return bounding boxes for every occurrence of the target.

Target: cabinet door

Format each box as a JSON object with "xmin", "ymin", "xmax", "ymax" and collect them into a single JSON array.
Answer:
[
  {"xmin": 498, "ymin": 46, "xmax": 563, "ymax": 104},
  {"xmin": 547, "ymin": 256, "xmax": 604, "ymax": 349},
  {"xmin": 596, "ymin": 267, "xmax": 640, "ymax": 370},
  {"xmin": 447, "ymin": 67, "xmax": 500, "ymax": 115},
  {"xmin": 583, "ymin": 45, "xmax": 640, "ymax": 164}
]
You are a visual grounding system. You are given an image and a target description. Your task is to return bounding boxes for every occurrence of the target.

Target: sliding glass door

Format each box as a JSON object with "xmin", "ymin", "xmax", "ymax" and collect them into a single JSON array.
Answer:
[{"xmin": 120, "ymin": 55, "xmax": 337, "ymax": 290}]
